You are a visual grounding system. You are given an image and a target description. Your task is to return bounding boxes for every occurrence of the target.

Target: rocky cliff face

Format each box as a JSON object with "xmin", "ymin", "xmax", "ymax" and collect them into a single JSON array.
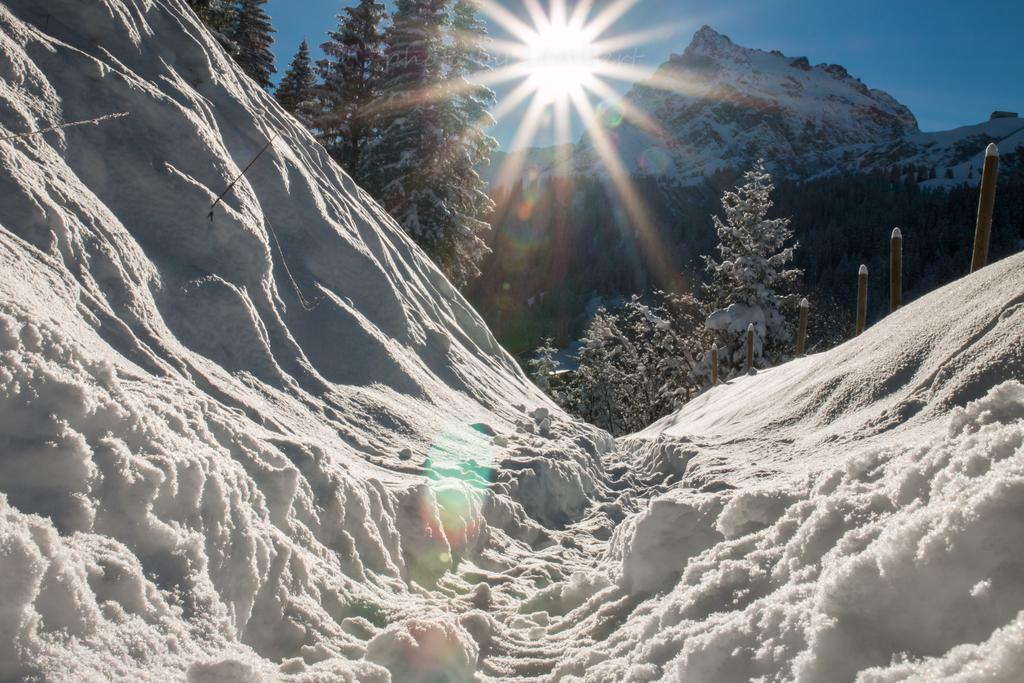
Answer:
[{"xmin": 572, "ymin": 26, "xmax": 919, "ymax": 180}]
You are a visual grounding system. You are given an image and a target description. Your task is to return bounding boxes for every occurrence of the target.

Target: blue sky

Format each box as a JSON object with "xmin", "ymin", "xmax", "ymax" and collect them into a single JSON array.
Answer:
[{"xmin": 266, "ymin": 0, "xmax": 1024, "ymax": 150}]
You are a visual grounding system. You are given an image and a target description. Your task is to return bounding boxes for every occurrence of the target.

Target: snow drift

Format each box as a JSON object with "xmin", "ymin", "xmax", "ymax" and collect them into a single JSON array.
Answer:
[
  {"xmin": 0, "ymin": 1, "xmax": 1023, "ymax": 681},
  {"xmin": 0, "ymin": 1, "xmax": 608, "ymax": 679},
  {"xmin": 567, "ymin": 251, "xmax": 1024, "ymax": 681}
]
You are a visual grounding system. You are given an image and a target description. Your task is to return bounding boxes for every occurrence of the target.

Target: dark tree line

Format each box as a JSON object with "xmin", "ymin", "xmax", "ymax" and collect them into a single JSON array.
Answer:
[
  {"xmin": 474, "ymin": 156, "xmax": 1024, "ymax": 356},
  {"xmin": 777, "ymin": 170, "xmax": 1024, "ymax": 325}
]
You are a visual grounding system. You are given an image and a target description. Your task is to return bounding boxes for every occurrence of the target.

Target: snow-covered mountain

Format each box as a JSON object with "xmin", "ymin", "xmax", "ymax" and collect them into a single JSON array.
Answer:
[
  {"xmin": 1, "ymin": 2, "xmax": 1023, "ymax": 681},
  {"xmin": 574, "ymin": 26, "xmax": 918, "ymax": 179},
  {"xmin": 513, "ymin": 26, "xmax": 1024, "ymax": 187},
  {"xmin": 856, "ymin": 114, "xmax": 1024, "ymax": 186}
]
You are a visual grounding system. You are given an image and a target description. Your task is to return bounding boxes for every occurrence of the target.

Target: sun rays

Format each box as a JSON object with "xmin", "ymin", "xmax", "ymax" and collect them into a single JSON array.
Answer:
[
  {"xmin": 463, "ymin": 0, "xmax": 695, "ymax": 291},
  {"xmin": 360, "ymin": 0, "xmax": 711, "ymax": 301},
  {"xmin": 475, "ymin": 0, "xmax": 668, "ymax": 146}
]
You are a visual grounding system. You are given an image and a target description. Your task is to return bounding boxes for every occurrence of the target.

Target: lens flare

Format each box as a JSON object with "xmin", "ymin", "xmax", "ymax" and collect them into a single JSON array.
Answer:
[
  {"xmin": 415, "ymin": 422, "xmax": 496, "ymax": 568},
  {"xmin": 464, "ymin": 1, "xmax": 696, "ymax": 292},
  {"xmin": 638, "ymin": 145, "xmax": 670, "ymax": 174},
  {"xmin": 525, "ymin": 23, "xmax": 596, "ymax": 102},
  {"xmin": 597, "ymin": 99, "xmax": 624, "ymax": 127}
]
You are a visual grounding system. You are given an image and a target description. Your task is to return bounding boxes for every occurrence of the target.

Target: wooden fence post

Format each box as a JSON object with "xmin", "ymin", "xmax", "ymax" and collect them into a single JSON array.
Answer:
[
  {"xmin": 971, "ymin": 143, "xmax": 999, "ymax": 273},
  {"xmin": 710, "ymin": 343, "xmax": 718, "ymax": 385},
  {"xmin": 745, "ymin": 323, "xmax": 754, "ymax": 371},
  {"xmin": 855, "ymin": 264, "xmax": 868, "ymax": 336},
  {"xmin": 890, "ymin": 227, "xmax": 902, "ymax": 312},
  {"xmin": 796, "ymin": 298, "xmax": 809, "ymax": 356}
]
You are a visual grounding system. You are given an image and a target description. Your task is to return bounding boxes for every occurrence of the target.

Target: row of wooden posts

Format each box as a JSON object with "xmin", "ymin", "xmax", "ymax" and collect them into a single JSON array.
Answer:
[{"xmin": 709, "ymin": 142, "xmax": 1002, "ymax": 385}]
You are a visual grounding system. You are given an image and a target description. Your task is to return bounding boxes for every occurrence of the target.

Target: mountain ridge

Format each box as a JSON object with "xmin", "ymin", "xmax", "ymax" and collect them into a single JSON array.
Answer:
[{"xmin": 497, "ymin": 25, "xmax": 1022, "ymax": 187}]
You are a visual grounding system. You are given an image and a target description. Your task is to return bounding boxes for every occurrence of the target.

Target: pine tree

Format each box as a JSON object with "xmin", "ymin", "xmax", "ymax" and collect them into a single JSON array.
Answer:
[
  {"xmin": 646, "ymin": 291, "xmax": 707, "ymax": 407},
  {"xmin": 231, "ymin": 0, "xmax": 276, "ymax": 90},
  {"xmin": 527, "ymin": 338, "xmax": 559, "ymax": 394},
  {"xmin": 703, "ymin": 159, "xmax": 802, "ymax": 373},
  {"xmin": 314, "ymin": 0, "xmax": 387, "ymax": 175},
  {"xmin": 549, "ymin": 291, "xmax": 719, "ymax": 433},
  {"xmin": 275, "ymin": 40, "xmax": 317, "ymax": 125},
  {"xmin": 437, "ymin": 0, "xmax": 498, "ymax": 285},
  {"xmin": 187, "ymin": 0, "xmax": 237, "ymax": 55},
  {"xmin": 360, "ymin": 0, "xmax": 455, "ymax": 277},
  {"xmin": 616, "ymin": 297, "xmax": 665, "ymax": 429},
  {"xmin": 564, "ymin": 309, "xmax": 635, "ymax": 435}
]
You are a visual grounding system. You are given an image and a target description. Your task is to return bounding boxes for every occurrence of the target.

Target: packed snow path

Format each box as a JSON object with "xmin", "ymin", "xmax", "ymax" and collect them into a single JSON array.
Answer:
[{"xmin": 0, "ymin": 2, "xmax": 1022, "ymax": 681}]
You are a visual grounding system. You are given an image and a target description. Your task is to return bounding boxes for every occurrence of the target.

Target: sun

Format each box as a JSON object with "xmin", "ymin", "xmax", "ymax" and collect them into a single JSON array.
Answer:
[
  {"xmin": 524, "ymin": 23, "xmax": 596, "ymax": 102},
  {"xmin": 469, "ymin": 0, "xmax": 684, "ymax": 159},
  {"xmin": 457, "ymin": 0, "xmax": 699, "ymax": 290}
]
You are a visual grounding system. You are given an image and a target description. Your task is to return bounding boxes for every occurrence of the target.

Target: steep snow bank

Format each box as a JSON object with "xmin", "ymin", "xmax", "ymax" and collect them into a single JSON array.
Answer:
[
  {"xmin": 633, "ymin": 248, "xmax": 1024, "ymax": 488},
  {"xmin": 0, "ymin": 1, "xmax": 610, "ymax": 679},
  {"xmin": 559, "ymin": 378, "xmax": 1024, "ymax": 681},
  {"xmin": 549, "ymin": 252, "xmax": 1024, "ymax": 681}
]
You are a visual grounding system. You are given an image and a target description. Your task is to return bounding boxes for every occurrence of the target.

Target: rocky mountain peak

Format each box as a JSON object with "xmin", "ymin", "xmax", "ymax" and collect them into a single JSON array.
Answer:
[
  {"xmin": 684, "ymin": 25, "xmax": 736, "ymax": 56},
  {"xmin": 572, "ymin": 26, "xmax": 921, "ymax": 180}
]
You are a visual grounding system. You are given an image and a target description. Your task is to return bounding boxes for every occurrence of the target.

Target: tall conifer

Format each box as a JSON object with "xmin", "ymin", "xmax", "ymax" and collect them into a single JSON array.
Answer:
[
  {"xmin": 314, "ymin": 0, "xmax": 387, "ymax": 174},
  {"xmin": 360, "ymin": 0, "xmax": 450, "ymax": 265},
  {"xmin": 275, "ymin": 40, "xmax": 317, "ymax": 125},
  {"xmin": 231, "ymin": 0, "xmax": 276, "ymax": 90},
  {"xmin": 438, "ymin": 0, "xmax": 498, "ymax": 284}
]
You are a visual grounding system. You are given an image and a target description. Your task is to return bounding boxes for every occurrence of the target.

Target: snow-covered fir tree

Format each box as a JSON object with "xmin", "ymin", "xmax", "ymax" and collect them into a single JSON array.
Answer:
[
  {"xmin": 437, "ymin": 0, "xmax": 498, "ymax": 284},
  {"xmin": 527, "ymin": 338, "xmax": 558, "ymax": 394},
  {"xmin": 615, "ymin": 297, "xmax": 668, "ymax": 429},
  {"xmin": 543, "ymin": 292, "xmax": 712, "ymax": 435},
  {"xmin": 230, "ymin": 0, "xmax": 276, "ymax": 90},
  {"xmin": 186, "ymin": 0, "xmax": 237, "ymax": 55},
  {"xmin": 361, "ymin": 0, "xmax": 449, "ymax": 262},
  {"xmin": 275, "ymin": 40, "xmax": 317, "ymax": 125},
  {"xmin": 564, "ymin": 309, "xmax": 635, "ymax": 435},
  {"xmin": 314, "ymin": 0, "xmax": 387, "ymax": 176},
  {"xmin": 626, "ymin": 292, "xmax": 708, "ymax": 412},
  {"xmin": 703, "ymin": 159, "xmax": 802, "ymax": 374}
]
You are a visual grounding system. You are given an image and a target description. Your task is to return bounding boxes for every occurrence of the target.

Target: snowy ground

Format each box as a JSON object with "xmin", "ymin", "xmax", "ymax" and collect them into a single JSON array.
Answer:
[{"xmin": 0, "ymin": 2, "xmax": 1022, "ymax": 681}]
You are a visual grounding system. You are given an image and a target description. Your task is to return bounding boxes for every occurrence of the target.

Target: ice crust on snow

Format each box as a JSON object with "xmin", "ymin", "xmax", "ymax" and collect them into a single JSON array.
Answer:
[{"xmin": 0, "ymin": 1, "xmax": 1023, "ymax": 681}]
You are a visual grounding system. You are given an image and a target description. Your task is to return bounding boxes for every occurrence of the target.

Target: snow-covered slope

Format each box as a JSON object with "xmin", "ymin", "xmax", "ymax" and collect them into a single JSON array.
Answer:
[
  {"xmin": 555, "ymin": 250, "xmax": 1024, "ymax": 681},
  {"xmin": 854, "ymin": 115, "xmax": 1024, "ymax": 186},
  {"xmin": 2, "ymin": 2, "xmax": 1023, "ymax": 681},
  {"xmin": 0, "ymin": 1, "xmax": 610, "ymax": 679}
]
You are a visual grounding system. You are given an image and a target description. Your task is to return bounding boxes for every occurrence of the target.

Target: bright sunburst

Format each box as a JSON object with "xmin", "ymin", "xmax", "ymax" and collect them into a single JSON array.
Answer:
[
  {"xmin": 460, "ymin": 0, "xmax": 694, "ymax": 289},
  {"xmin": 524, "ymin": 22, "xmax": 597, "ymax": 102},
  {"xmin": 470, "ymin": 0, "xmax": 681, "ymax": 180}
]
